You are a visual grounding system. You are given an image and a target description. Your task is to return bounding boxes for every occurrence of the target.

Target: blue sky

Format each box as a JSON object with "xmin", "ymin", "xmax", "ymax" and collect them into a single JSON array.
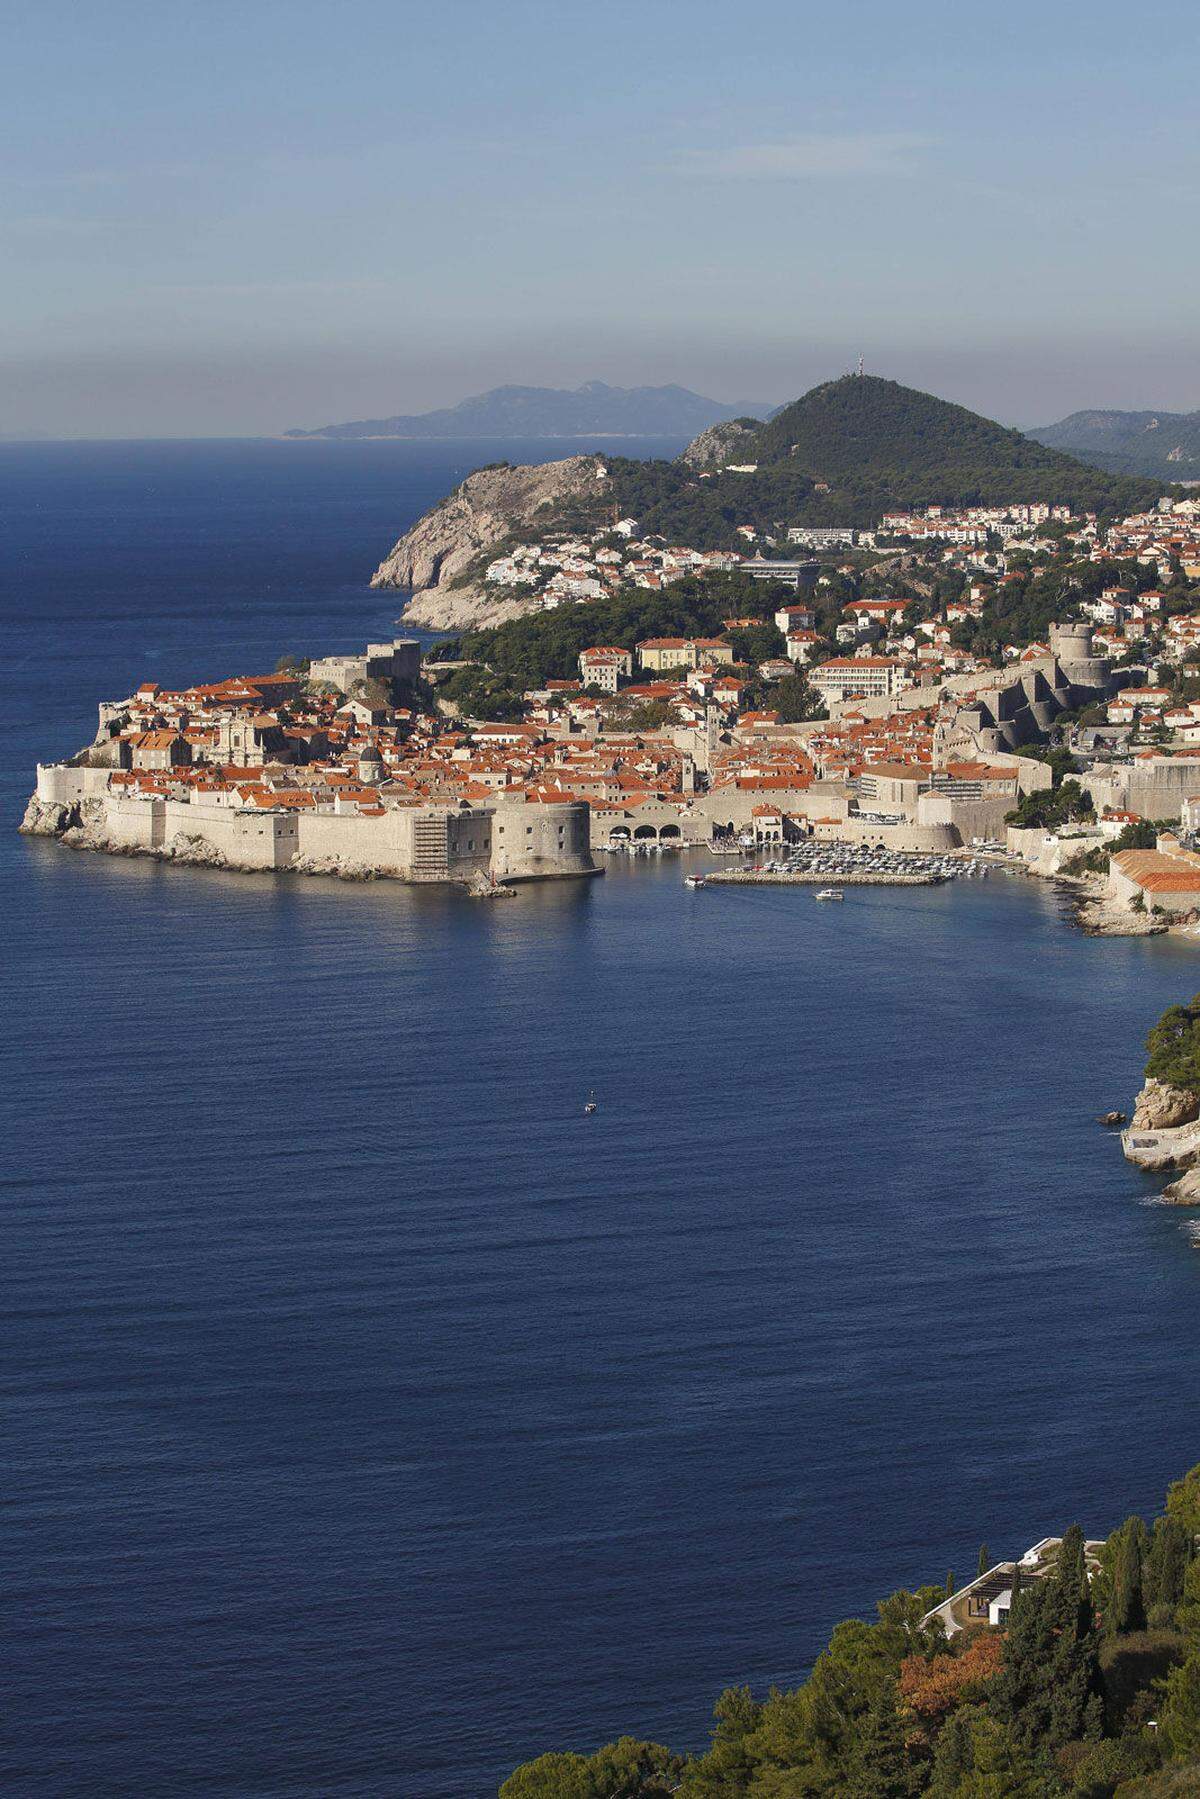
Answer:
[{"xmin": 4, "ymin": 0, "xmax": 1199, "ymax": 435}]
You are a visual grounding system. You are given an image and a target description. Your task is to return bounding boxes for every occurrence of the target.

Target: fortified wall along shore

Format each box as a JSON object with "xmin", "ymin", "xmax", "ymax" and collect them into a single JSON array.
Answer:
[{"xmin": 19, "ymin": 618, "xmax": 1169, "ymax": 897}]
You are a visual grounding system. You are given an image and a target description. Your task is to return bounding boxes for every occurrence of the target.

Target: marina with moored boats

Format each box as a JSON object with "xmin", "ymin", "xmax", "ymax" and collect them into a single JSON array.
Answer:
[{"xmin": 700, "ymin": 842, "xmax": 994, "ymax": 888}]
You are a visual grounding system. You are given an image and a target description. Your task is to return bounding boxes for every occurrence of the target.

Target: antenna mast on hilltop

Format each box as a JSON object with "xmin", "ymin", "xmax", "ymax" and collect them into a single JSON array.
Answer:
[{"xmin": 857, "ymin": 354, "xmax": 865, "ymax": 378}]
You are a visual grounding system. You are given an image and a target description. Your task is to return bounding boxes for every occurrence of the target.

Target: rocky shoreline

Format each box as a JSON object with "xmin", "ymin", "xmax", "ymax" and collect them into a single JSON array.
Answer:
[
  {"xmin": 1024, "ymin": 866, "xmax": 1173, "ymax": 936},
  {"xmin": 21, "ymin": 796, "xmax": 464, "ymax": 886},
  {"xmin": 1056, "ymin": 873, "xmax": 1170, "ymax": 936},
  {"xmin": 1122, "ymin": 1077, "xmax": 1200, "ymax": 1203}
]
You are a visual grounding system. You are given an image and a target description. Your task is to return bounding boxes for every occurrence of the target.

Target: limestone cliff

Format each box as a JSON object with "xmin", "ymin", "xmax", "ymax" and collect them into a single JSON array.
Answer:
[
  {"xmin": 677, "ymin": 418, "xmax": 759, "ymax": 471},
  {"xmin": 370, "ymin": 454, "xmax": 611, "ymax": 629},
  {"xmin": 1130, "ymin": 1079, "xmax": 1199, "ymax": 1133}
]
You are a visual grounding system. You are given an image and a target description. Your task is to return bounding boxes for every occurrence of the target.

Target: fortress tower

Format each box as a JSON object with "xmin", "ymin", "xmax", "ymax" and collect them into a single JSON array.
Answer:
[{"xmin": 1048, "ymin": 622, "xmax": 1110, "ymax": 695}]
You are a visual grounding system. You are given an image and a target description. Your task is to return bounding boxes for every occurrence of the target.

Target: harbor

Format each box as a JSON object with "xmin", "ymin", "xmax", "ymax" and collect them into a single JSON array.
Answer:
[
  {"xmin": 706, "ymin": 867, "xmax": 945, "ymax": 886},
  {"xmin": 702, "ymin": 843, "xmax": 993, "ymax": 887}
]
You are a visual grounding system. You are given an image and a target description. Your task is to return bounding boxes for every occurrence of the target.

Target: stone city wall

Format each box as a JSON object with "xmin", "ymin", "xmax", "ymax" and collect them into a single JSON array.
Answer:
[
  {"xmin": 24, "ymin": 771, "xmax": 597, "ymax": 885},
  {"xmin": 1080, "ymin": 759, "xmax": 1200, "ymax": 823}
]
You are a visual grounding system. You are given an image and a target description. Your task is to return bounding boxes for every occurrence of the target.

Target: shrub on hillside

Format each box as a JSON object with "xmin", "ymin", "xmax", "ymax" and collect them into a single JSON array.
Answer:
[{"xmin": 1098, "ymin": 1630, "xmax": 1189, "ymax": 1732}]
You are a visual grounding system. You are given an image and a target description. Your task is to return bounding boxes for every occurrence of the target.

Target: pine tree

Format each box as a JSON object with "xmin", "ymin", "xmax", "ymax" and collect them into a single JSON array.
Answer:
[
  {"xmin": 926, "ymin": 1708, "xmax": 972, "ymax": 1796},
  {"xmin": 927, "ymin": 1705, "xmax": 1046, "ymax": 1799},
  {"xmin": 977, "ymin": 1542, "xmax": 990, "ymax": 1578},
  {"xmin": 842, "ymin": 1683, "xmax": 922, "ymax": 1799},
  {"xmin": 1178, "ymin": 1556, "xmax": 1200, "ymax": 1639}
]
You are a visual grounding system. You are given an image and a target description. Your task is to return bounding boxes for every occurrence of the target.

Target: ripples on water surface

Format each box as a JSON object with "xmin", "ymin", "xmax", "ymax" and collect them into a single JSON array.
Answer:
[{"xmin": 4, "ymin": 441, "xmax": 1200, "ymax": 1797}]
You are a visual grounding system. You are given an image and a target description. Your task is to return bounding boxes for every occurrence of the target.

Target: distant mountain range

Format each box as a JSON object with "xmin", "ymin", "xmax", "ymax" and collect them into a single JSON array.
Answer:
[
  {"xmin": 1029, "ymin": 408, "xmax": 1200, "ymax": 479},
  {"xmin": 285, "ymin": 381, "xmax": 773, "ymax": 441}
]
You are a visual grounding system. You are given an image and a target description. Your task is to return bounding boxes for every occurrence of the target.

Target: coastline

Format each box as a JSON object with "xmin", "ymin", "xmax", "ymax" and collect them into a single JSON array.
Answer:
[
  {"xmin": 19, "ymin": 797, "xmax": 599, "ymax": 888},
  {"xmin": 1051, "ymin": 871, "xmax": 1172, "ymax": 936},
  {"xmin": 12, "ymin": 435, "xmax": 1200, "ymax": 1799}
]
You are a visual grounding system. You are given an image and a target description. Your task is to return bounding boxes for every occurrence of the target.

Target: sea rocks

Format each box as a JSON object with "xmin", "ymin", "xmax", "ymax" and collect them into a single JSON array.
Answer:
[
  {"xmin": 1161, "ymin": 1167, "xmax": 1200, "ymax": 1205},
  {"xmin": 1131, "ymin": 1079, "xmax": 1200, "ymax": 1132},
  {"xmin": 165, "ymin": 833, "xmax": 228, "ymax": 869},
  {"xmin": 1074, "ymin": 894, "xmax": 1168, "ymax": 937},
  {"xmin": 20, "ymin": 794, "xmax": 78, "ymax": 836},
  {"xmin": 370, "ymin": 454, "xmax": 610, "ymax": 629}
]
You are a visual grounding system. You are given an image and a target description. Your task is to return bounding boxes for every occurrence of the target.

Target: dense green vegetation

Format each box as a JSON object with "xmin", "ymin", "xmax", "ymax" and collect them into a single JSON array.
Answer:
[
  {"xmin": 1060, "ymin": 822, "xmax": 1169, "ymax": 878},
  {"xmin": 429, "ymin": 573, "xmax": 785, "ymax": 689},
  {"xmin": 756, "ymin": 671, "xmax": 825, "ymax": 722},
  {"xmin": 1006, "ymin": 780, "xmax": 1095, "ymax": 831},
  {"xmin": 557, "ymin": 457, "xmax": 829, "ymax": 545},
  {"xmin": 952, "ymin": 557, "xmax": 1170, "ymax": 662},
  {"xmin": 432, "ymin": 664, "xmax": 530, "ymax": 722},
  {"xmin": 1145, "ymin": 996, "xmax": 1200, "ymax": 1097},
  {"xmin": 525, "ymin": 379, "xmax": 1167, "ymax": 552},
  {"xmin": 500, "ymin": 1468, "xmax": 1200, "ymax": 1797},
  {"xmin": 735, "ymin": 378, "xmax": 1160, "ymax": 521},
  {"xmin": 747, "ymin": 378, "xmax": 1164, "ymax": 513}
]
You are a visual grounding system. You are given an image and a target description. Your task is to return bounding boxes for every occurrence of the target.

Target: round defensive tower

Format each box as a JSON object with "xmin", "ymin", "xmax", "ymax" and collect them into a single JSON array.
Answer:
[{"xmin": 1048, "ymin": 622, "xmax": 1110, "ymax": 694}]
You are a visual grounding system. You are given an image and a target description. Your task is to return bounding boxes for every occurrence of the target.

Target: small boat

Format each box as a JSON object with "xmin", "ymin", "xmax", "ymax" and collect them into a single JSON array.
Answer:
[
  {"xmin": 814, "ymin": 888, "xmax": 844, "ymax": 902},
  {"xmin": 684, "ymin": 874, "xmax": 706, "ymax": 889},
  {"xmin": 584, "ymin": 1090, "xmax": 598, "ymax": 1116}
]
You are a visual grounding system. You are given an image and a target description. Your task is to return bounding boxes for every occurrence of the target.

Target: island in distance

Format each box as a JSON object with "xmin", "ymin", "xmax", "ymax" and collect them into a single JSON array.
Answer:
[{"xmin": 284, "ymin": 379, "xmax": 775, "ymax": 441}]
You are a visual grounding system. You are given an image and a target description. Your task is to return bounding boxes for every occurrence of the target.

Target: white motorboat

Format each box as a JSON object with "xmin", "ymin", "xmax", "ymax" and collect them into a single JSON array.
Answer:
[{"xmin": 814, "ymin": 888, "xmax": 844, "ymax": 902}]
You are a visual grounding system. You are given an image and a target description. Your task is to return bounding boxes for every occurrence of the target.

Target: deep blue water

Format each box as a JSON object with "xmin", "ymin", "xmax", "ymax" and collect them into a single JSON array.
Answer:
[{"xmin": 4, "ymin": 440, "xmax": 1200, "ymax": 1799}]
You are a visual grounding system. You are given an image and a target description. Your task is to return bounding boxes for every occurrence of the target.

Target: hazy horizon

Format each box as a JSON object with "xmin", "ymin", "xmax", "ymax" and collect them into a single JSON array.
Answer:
[
  {"xmin": 5, "ymin": 0, "xmax": 1199, "ymax": 438},
  {"xmin": 5, "ymin": 365, "xmax": 1200, "ymax": 445}
]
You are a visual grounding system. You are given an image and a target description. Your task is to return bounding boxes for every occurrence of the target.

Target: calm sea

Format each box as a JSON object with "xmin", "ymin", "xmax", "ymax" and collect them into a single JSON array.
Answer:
[{"xmin": 4, "ymin": 439, "xmax": 1200, "ymax": 1799}]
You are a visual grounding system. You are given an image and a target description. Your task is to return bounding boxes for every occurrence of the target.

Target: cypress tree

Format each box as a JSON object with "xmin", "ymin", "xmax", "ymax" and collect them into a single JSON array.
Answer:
[
  {"xmin": 1108, "ymin": 1516, "xmax": 1147, "ymax": 1635},
  {"xmin": 978, "ymin": 1542, "xmax": 990, "ymax": 1578},
  {"xmin": 992, "ymin": 1525, "xmax": 1101, "ymax": 1764},
  {"xmin": 1147, "ymin": 1513, "xmax": 1192, "ymax": 1613},
  {"xmin": 945, "ymin": 1568, "xmax": 955, "ymax": 1601},
  {"xmin": 1160, "ymin": 1644, "xmax": 1200, "ymax": 1760}
]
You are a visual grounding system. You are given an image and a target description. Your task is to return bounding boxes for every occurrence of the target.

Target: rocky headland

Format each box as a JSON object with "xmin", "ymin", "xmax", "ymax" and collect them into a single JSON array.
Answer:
[
  {"xmin": 1122, "ymin": 1077, "xmax": 1200, "ymax": 1201},
  {"xmin": 370, "ymin": 454, "xmax": 611, "ymax": 630}
]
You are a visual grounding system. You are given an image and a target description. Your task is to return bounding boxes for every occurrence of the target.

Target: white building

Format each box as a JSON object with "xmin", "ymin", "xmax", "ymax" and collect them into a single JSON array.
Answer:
[{"xmin": 810, "ymin": 657, "xmax": 904, "ymax": 702}]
